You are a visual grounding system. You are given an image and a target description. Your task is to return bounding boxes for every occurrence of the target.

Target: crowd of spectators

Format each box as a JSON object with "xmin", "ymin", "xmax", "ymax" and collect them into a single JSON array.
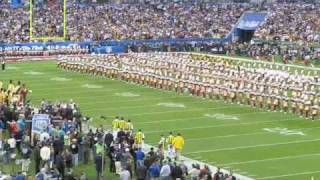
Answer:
[
  {"xmin": 255, "ymin": 3, "xmax": 320, "ymax": 42},
  {"xmin": 0, "ymin": 2, "xmax": 251, "ymax": 43},
  {"xmin": 1, "ymin": 0, "xmax": 320, "ymax": 43}
]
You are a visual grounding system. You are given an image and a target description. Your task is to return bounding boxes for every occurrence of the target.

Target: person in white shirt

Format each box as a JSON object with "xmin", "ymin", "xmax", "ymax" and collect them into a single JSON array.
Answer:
[
  {"xmin": 7, "ymin": 135, "xmax": 16, "ymax": 153},
  {"xmin": 40, "ymin": 131, "xmax": 50, "ymax": 142},
  {"xmin": 119, "ymin": 167, "xmax": 131, "ymax": 180},
  {"xmin": 160, "ymin": 160, "xmax": 171, "ymax": 179},
  {"xmin": 166, "ymin": 145, "xmax": 176, "ymax": 160},
  {"xmin": 189, "ymin": 164, "xmax": 200, "ymax": 180},
  {"xmin": 40, "ymin": 144, "xmax": 51, "ymax": 168}
]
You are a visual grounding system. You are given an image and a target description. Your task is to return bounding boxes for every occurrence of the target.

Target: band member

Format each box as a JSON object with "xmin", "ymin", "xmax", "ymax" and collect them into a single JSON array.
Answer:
[
  {"xmin": 312, "ymin": 106, "xmax": 318, "ymax": 120},
  {"xmin": 282, "ymin": 97, "xmax": 289, "ymax": 113},
  {"xmin": 258, "ymin": 94, "xmax": 264, "ymax": 109}
]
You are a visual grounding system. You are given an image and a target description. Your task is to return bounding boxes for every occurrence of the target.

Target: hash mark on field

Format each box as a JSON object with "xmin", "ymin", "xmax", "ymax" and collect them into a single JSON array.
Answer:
[
  {"xmin": 23, "ymin": 71, "xmax": 44, "ymax": 75},
  {"xmin": 115, "ymin": 92, "xmax": 140, "ymax": 97},
  {"xmin": 204, "ymin": 113, "xmax": 239, "ymax": 120},
  {"xmin": 157, "ymin": 102, "xmax": 186, "ymax": 108},
  {"xmin": 81, "ymin": 84, "xmax": 103, "ymax": 89},
  {"xmin": 50, "ymin": 77, "xmax": 72, "ymax": 82},
  {"xmin": 7, "ymin": 66, "xmax": 19, "ymax": 70}
]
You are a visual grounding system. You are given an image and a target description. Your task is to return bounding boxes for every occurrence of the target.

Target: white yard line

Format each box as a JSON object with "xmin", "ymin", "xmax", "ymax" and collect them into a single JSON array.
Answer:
[
  {"xmin": 184, "ymin": 126, "xmax": 320, "ymax": 142},
  {"xmin": 221, "ymin": 153, "xmax": 320, "ymax": 166},
  {"xmin": 184, "ymin": 138, "xmax": 320, "ymax": 155},
  {"xmin": 146, "ymin": 124, "xmax": 320, "ymax": 146},
  {"xmin": 88, "ymin": 105, "xmax": 236, "ymax": 116},
  {"xmin": 79, "ymin": 100, "xmax": 216, "ymax": 111},
  {"xmin": 136, "ymin": 111, "xmax": 272, "ymax": 125},
  {"xmin": 256, "ymin": 170, "xmax": 320, "ymax": 179},
  {"xmin": 144, "ymin": 118, "xmax": 298, "ymax": 134}
]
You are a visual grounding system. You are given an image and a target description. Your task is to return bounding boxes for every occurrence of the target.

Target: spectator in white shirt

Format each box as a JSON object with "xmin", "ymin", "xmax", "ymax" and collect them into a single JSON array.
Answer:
[
  {"xmin": 7, "ymin": 135, "xmax": 16, "ymax": 153},
  {"xmin": 40, "ymin": 131, "xmax": 50, "ymax": 142},
  {"xmin": 160, "ymin": 160, "xmax": 171, "ymax": 180},
  {"xmin": 40, "ymin": 144, "xmax": 51, "ymax": 168}
]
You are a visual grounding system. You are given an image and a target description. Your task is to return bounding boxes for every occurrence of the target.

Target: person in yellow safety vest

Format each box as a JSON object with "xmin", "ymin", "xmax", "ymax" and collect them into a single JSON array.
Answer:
[
  {"xmin": 119, "ymin": 117, "xmax": 126, "ymax": 130},
  {"xmin": 172, "ymin": 133, "xmax": 185, "ymax": 161},
  {"xmin": 134, "ymin": 129, "xmax": 145, "ymax": 149},
  {"xmin": 124, "ymin": 119, "xmax": 133, "ymax": 134},
  {"xmin": 112, "ymin": 116, "xmax": 120, "ymax": 132},
  {"xmin": 0, "ymin": 88, "xmax": 5, "ymax": 104},
  {"xmin": 166, "ymin": 132, "xmax": 175, "ymax": 148},
  {"xmin": 13, "ymin": 81, "xmax": 21, "ymax": 93},
  {"xmin": 7, "ymin": 80, "xmax": 15, "ymax": 93}
]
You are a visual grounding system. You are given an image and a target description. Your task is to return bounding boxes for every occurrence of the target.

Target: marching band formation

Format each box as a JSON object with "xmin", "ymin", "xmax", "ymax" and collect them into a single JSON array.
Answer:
[{"xmin": 58, "ymin": 53, "xmax": 320, "ymax": 120}]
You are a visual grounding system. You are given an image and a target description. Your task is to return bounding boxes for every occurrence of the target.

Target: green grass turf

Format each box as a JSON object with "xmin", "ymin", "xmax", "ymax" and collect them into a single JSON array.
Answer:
[{"xmin": 1, "ymin": 61, "xmax": 320, "ymax": 180}]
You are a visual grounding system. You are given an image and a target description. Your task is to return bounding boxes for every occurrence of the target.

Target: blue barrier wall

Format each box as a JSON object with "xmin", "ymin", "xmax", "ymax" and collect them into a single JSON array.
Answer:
[{"xmin": 1, "ymin": 38, "xmax": 228, "ymax": 54}]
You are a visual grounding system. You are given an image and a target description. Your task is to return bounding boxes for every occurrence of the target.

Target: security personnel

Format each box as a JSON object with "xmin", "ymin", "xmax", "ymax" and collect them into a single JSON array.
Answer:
[
  {"xmin": 112, "ymin": 117, "xmax": 120, "ymax": 132},
  {"xmin": 134, "ymin": 129, "xmax": 145, "ymax": 149},
  {"xmin": 166, "ymin": 132, "xmax": 175, "ymax": 149}
]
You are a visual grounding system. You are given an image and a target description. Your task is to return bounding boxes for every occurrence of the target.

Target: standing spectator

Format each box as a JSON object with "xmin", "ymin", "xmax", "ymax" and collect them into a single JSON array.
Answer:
[
  {"xmin": 83, "ymin": 136, "xmax": 90, "ymax": 164},
  {"xmin": 3, "ymin": 139, "xmax": 10, "ymax": 163},
  {"xmin": 135, "ymin": 147, "xmax": 145, "ymax": 168},
  {"xmin": 39, "ymin": 130, "xmax": 50, "ymax": 143},
  {"xmin": 148, "ymin": 160, "xmax": 161, "ymax": 180},
  {"xmin": 70, "ymin": 138, "xmax": 79, "ymax": 167},
  {"xmin": 213, "ymin": 167, "xmax": 224, "ymax": 180},
  {"xmin": 7, "ymin": 134, "xmax": 16, "ymax": 154},
  {"xmin": 136, "ymin": 162, "xmax": 147, "ymax": 180},
  {"xmin": 65, "ymin": 149, "xmax": 73, "ymax": 172},
  {"xmin": 189, "ymin": 164, "xmax": 200, "ymax": 180},
  {"xmin": 0, "ymin": 119, "xmax": 4, "ymax": 139},
  {"xmin": 160, "ymin": 160, "xmax": 171, "ymax": 180},
  {"xmin": 94, "ymin": 152, "xmax": 104, "ymax": 180},
  {"xmin": 55, "ymin": 152, "xmax": 65, "ymax": 179},
  {"xmin": 172, "ymin": 162, "xmax": 183, "ymax": 180},
  {"xmin": 40, "ymin": 143, "xmax": 51, "ymax": 169},
  {"xmin": 120, "ymin": 166, "xmax": 131, "ymax": 180},
  {"xmin": 21, "ymin": 142, "xmax": 32, "ymax": 173},
  {"xmin": 104, "ymin": 130, "xmax": 113, "ymax": 149},
  {"xmin": 33, "ymin": 143, "xmax": 41, "ymax": 174}
]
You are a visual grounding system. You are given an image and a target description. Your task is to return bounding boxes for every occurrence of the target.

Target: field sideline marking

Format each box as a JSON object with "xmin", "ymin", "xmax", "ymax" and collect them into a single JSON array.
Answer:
[
  {"xmin": 221, "ymin": 152, "xmax": 320, "ymax": 166},
  {"xmin": 144, "ymin": 118, "xmax": 299, "ymax": 134},
  {"xmin": 256, "ymin": 170, "xmax": 320, "ymax": 179},
  {"xmin": 183, "ymin": 137, "xmax": 320, "ymax": 155}
]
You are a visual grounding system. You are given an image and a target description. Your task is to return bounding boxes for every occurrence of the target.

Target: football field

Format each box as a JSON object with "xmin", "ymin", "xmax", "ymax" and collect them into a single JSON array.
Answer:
[{"xmin": 2, "ymin": 61, "xmax": 320, "ymax": 180}]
